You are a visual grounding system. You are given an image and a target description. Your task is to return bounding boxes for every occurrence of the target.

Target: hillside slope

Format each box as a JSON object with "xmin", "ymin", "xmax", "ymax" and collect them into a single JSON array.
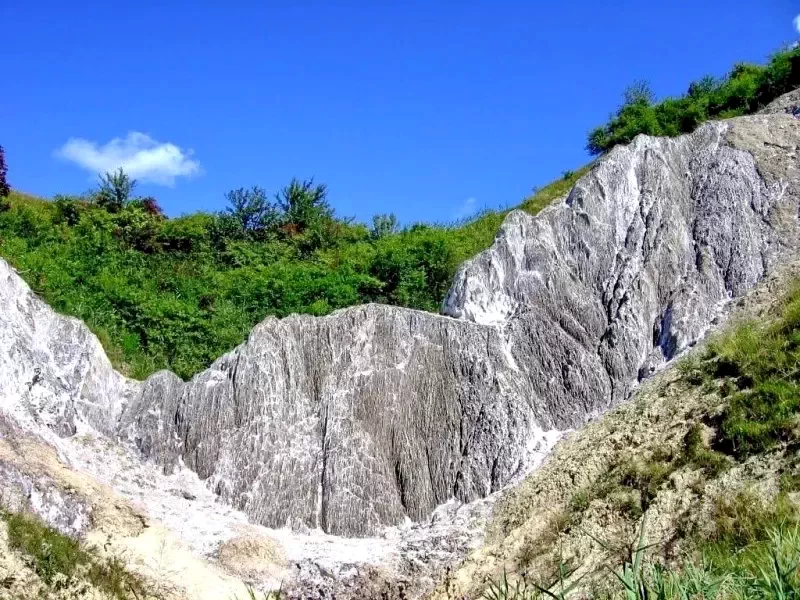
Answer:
[
  {"xmin": 109, "ymin": 112, "xmax": 800, "ymax": 539},
  {"xmin": 433, "ymin": 257, "xmax": 800, "ymax": 599},
  {"xmin": 0, "ymin": 103, "xmax": 798, "ymax": 598}
]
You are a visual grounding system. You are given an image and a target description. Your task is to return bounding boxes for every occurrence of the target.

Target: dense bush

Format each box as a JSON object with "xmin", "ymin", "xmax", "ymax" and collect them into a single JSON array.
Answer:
[
  {"xmin": 0, "ymin": 171, "xmax": 578, "ymax": 380},
  {"xmin": 587, "ymin": 46, "xmax": 800, "ymax": 154}
]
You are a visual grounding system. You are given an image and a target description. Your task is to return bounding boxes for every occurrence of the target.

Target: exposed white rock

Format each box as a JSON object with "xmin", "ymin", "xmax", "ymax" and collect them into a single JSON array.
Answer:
[{"xmin": 1, "ymin": 109, "xmax": 800, "ymax": 597}]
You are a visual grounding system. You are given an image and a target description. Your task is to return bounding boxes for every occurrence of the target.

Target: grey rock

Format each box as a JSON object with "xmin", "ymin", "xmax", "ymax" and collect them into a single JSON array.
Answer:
[
  {"xmin": 126, "ymin": 115, "xmax": 800, "ymax": 536},
  {"xmin": 2, "ymin": 113, "xmax": 800, "ymax": 539},
  {"xmin": 759, "ymin": 88, "xmax": 800, "ymax": 115},
  {"xmin": 119, "ymin": 306, "xmax": 546, "ymax": 536},
  {"xmin": 0, "ymin": 416, "xmax": 92, "ymax": 537}
]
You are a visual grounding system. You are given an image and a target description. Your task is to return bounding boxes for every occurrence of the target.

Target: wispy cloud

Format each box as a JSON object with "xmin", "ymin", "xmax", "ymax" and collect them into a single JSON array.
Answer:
[
  {"xmin": 795, "ymin": 14, "xmax": 800, "ymax": 34},
  {"xmin": 55, "ymin": 132, "xmax": 202, "ymax": 186},
  {"xmin": 454, "ymin": 197, "xmax": 477, "ymax": 219}
]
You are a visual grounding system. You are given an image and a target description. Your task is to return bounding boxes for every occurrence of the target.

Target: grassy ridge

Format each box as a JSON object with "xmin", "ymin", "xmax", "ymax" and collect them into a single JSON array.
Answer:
[{"xmin": 587, "ymin": 45, "xmax": 800, "ymax": 154}]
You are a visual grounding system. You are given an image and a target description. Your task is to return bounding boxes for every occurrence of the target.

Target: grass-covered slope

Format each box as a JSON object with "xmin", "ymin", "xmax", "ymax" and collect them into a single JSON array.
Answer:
[
  {"xmin": 0, "ymin": 510, "xmax": 148, "ymax": 599},
  {"xmin": 0, "ymin": 172, "xmax": 584, "ymax": 380}
]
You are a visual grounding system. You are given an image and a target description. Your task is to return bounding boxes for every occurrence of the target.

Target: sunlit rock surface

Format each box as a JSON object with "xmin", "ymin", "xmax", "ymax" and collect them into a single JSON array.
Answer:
[{"xmin": 2, "ymin": 114, "xmax": 800, "ymax": 541}]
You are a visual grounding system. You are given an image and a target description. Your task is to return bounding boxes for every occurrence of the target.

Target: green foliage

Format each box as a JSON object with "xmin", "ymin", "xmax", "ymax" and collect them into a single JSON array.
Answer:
[
  {"xmin": 96, "ymin": 168, "xmax": 136, "ymax": 212},
  {"xmin": 4, "ymin": 510, "xmax": 84, "ymax": 586},
  {"xmin": 0, "ymin": 177, "xmax": 544, "ymax": 379},
  {"xmin": 2, "ymin": 510, "xmax": 146, "ymax": 598},
  {"xmin": 587, "ymin": 46, "xmax": 800, "ymax": 154},
  {"xmin": 53, "ymin": 195, "xmax": 85, "ymax": 226},
  {"xmin": 692, "ymin": 285, "xmax": 800, "ymax": 458},
  {"xmin": 276, "ymin": 178, "xmax": 332, "ymax": 236},
  {"xmin": 224, "ymin": 186, "xmax": 277, "ymax": 234},
  {"xmin": 706, "ymin": 490, "xmax": 799, "ymax": 554},
  {"xmin": 370, "ymin": 213, "xmax": 399, "ymax": 239},
  {"xmin": 680, "ymin": 425, "xmax": 729, "ymax": 477}
]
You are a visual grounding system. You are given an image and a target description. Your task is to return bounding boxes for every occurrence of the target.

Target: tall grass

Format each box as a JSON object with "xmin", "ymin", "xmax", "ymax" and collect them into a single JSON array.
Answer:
[
  {"xmin": 2, "ymin": 510, "xmax": 147, "ymax": 598},
  {"xmin": 483, "ymin": 522, "xmax": 800, "ymax": 600}
]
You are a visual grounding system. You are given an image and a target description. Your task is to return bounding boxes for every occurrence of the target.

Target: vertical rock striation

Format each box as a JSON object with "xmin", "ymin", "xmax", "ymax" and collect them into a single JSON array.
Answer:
[{"xmin": 1, "ymin": 114, "xmax": 799, "ymax": 537}]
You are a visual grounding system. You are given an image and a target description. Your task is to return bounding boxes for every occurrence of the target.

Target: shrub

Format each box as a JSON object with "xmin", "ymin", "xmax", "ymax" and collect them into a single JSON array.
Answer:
[
  {"xmin": 53, "ymin": 195, "xmax": 84, "ymax": 226},
  {"xmin": 224, "ymin": 186, "xmax": 278, "ymax": 234},
  {"xmin": 681, "ymin": 424, "xmax": 729, "ymax": 477},
  {"xmin": 157, "ymin": 213, "xmax": 215, "ymax": 252},
  {"xmin": 96, "ymin": 168, "xmax": 136, "ymax": 213},
  {"xmin": 587, "ymin": 46, "xmax": 800, "ymax": 155}
]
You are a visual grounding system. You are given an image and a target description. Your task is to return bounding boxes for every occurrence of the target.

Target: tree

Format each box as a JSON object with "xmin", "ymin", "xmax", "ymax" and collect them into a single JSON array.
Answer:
[
  {"xmin": 224, "ymin": 186, "xmax": 277, "ymax": 234},
  {"xmin": 276, "ymin": 178, "xmax": 332, "ymax": 235},
  {"xmin": 96, "ymin": 168, "xmax": 136, "ymax": 212},
  {"xmin": 0, "ymin": 145, "xmax": 10, "ymax": 198},
  {"xmin": 687, "ymin": 76, "xmax": 717, "ymax": 99},
  {"xmin": 623, "ymin": 81, "xmax": 655, "ymax": 107},
  {"xmin": 370, "ymin": 213, "xmax": 398, "ymax": 239}
]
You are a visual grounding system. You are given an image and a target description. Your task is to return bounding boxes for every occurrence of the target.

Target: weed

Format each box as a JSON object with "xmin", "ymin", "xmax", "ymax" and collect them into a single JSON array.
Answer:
[
  {"xmin": 780, "ymin": 471, "xmax": 800, "ymax": 493},
  {"xmin": 677, "ymin": 354, "xmax": 706, "ymax": 385},
  {"xmin": 681, "ymin": 424, "xmax": 729, "ymax": 477},
  {"xmin": 568, "ymin": 490, "xmax": 591, "ymax": 514},
  {"xmin": 2, "ymin": 510, "xmax": 147, "ymax": 598}
]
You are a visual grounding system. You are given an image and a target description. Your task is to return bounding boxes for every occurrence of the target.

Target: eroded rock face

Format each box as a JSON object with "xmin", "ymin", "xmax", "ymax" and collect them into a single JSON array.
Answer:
[
  {"xmin": 2, "ymin": 114, "xmax": 800, "ymax": 539},
  {"xmin": 0, "ymin": 261, "xmax": 133, "ymax": 438},
  {"xmin": 445, "ymin": 116, "xmax": 800, "ymax": 409},
  {"xmin": 119, "ymin": 306, "xmax": 553, "ymax": 536}
]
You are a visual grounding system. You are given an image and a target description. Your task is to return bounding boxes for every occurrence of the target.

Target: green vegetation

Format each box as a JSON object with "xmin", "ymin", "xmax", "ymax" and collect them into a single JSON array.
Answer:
[
  {"xmin": 2, "ymin": 510, "xmax": 146, "ymax": 598},
  {"xmin": 485, "ymin": 499, "xmax": 800, "ymax": 599},
  {"xmin": 0, "ymin": 169, "xmax": 585, "ymax": 380},
  {"xmin": 689, "ymin": 284, "xmax": 800, "ymax": 459},
  {"xmin": 3, "ymin": 44, "xmax": 794, "ymax": 382},
  {"xmin": 0, "ymin": 144, "xmax": 9, "ymax": 201},
  {"xmin": 587, "ymin": 45, "xmax": 800, "ymax": 154}
]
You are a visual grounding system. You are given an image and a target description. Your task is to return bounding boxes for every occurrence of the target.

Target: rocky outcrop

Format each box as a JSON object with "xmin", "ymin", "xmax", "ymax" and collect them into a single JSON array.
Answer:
[
  {"xmin": 445, "ymin": 115, "xmax": 800, "ymax": 411},
  {"xmin": 0, "ymin": 260, "xmax": 134, "ymax": 439},
  {"xmin": 118, "ymin": 305, "xmax": 556, "ymax": 537},
  {"xmin": 1, "ymin": 114, "xmax": 800, "ymax": 541}
]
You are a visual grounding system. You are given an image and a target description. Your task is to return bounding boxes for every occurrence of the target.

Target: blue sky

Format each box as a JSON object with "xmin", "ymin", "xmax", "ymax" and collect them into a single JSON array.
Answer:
[{"xmin": 2, "ymin": 1, "xmax": 797, "ymax": 224}]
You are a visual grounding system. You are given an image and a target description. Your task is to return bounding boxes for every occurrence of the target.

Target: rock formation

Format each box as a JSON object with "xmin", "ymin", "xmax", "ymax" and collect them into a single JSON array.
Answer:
[{"xmin": 1, "ymin": 113, "xmax": 799, "ymax": 543}]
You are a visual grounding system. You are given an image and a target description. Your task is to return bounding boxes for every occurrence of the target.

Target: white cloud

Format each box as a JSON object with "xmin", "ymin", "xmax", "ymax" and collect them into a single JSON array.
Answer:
[
  {"xmin": 56, "ymin": 132, "xmax": 202, "ymax": 186},
  {"xmin": 455, "ymin": 197, "xmax": 477, "ymax": 219},
  {"xmin": 795, "ymin": 14, "xmax": 800, "ymax": 34}
]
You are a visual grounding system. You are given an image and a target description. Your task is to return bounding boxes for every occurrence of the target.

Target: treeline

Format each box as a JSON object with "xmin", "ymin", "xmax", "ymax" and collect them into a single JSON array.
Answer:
[
  {"xmin": 0, "ymin": 164, "xmax": 547, "ymax": 379},
  {"xmin": 587, "ymin": 45, "xmax": 800, "ymax": 154},
  {"xmin": 2, "ymin": 44, "xmax": 798, "ymax": 380}
]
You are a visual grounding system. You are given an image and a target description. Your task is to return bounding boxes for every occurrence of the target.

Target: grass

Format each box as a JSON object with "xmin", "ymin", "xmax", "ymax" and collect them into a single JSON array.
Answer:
[
  {"xmin": 687, "ymin": 283, "xmax": 800, "ymax": 459},
  {"xmin": 2, "ymin": 510, "xmax": 148, "ymax": 598},
  {"xmin": 519, "ymin": 167, "xmax": 591, "ymax": 215},
  {"xmin": 485, "ymin": 497, "xmax": 800, "ymax": 600}
]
